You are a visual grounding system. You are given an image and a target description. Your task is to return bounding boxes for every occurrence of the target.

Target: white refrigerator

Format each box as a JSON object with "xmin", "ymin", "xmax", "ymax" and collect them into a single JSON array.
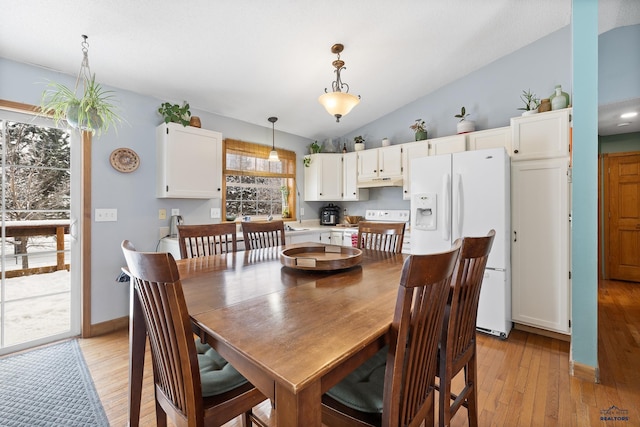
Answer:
[{"xmin": 410, "ymin": 147, "xmax": 511, "ymax": 338}]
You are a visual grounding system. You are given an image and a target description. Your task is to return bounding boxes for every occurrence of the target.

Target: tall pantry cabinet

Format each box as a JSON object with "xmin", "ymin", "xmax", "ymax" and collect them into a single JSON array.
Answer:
[{"xmin": 510, "ymin": 109, "xmax": 572, "ymax": 335}]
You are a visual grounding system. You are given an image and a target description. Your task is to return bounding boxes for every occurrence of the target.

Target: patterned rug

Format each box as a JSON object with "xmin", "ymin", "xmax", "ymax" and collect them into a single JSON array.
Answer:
[{"xmin": 0, "ymin": 339, "xmax": 109, "ymax": 426}]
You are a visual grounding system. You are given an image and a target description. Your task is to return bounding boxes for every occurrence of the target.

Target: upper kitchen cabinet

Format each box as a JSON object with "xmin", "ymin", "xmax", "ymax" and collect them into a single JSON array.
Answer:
[
  {"xmin": 343, "ymin": 152, "xmax": 369, "ymax": 201},
  {"xmin": 304, "ymin": 153, "xmax": 342, "ymax": 201},
  {"xmin": 156, "ymin": 123, "xmax": 222, "ymax": 198},
  {"xmin": 402, "ymin": 141, "xmax": 430, "ymax": 200},
  {"xmin": 357, "ymin": 145, "xmax": 403, "ymax": 182},
  {"xmin": 510, "ymin": 108, "xmax": 571, "ymax": 161},
  {"xmin": 467, "ymin": 126, "xmax": 512, "ymax": 152},
  {"xmin": 428, "ymin": 134, "xmax": 467, "ymax": 156}
]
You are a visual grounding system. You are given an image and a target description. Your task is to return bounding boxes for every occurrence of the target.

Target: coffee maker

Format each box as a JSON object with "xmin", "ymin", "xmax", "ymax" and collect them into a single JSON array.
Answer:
[{"xmin": 320, "ymin": 204, "xmax": 340, "ymax": 226}]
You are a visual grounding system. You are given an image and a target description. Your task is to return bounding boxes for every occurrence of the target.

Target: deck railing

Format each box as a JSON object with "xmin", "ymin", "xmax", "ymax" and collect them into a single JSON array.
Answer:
[{"xmin": 2, "ymin": 220, "xmax": 70, "ymax": 278}]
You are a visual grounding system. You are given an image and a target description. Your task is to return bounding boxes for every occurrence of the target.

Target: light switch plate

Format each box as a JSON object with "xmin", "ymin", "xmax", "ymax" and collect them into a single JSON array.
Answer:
[
  {"xmin": 211, "ymin": 208, "xmax": 221, "ymax": 219},
  {"xmin": 171, "ymin": 208, "xmax": 180, "ymax": 216},
  {"xmin": 95, "ymin": 208, "xmax": 117, "ymax": 222},
  {"xmin": 159, "ymin": 208, "xmax": 167, "ymax": 220}
]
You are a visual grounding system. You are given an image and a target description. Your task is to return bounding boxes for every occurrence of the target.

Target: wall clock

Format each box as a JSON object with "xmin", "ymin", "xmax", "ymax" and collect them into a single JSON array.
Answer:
[{"xmin": 110, "ymin": 147, "xmax": 140, "ymax": 173}]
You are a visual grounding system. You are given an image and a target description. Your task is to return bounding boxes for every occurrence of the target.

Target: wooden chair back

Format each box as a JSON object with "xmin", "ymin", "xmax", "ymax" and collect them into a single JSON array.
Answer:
[
  {"xmin": 241, "ymin": 220, "xmax": 286, "ymax": 250},
  {"xmin": 438, "ymin": 230, "xmax": 495, "ymax": 427},
  {"xmin": 322, "ymin": 240, "xmax": 461, "ymax": 427},
  {"xmin": 121, "ymin": 240, "xmax": 204, "ymax": 423},
  {"xmin": 177, "ymin": 223, "xmax": 237, "ymax": 258},
  {"xmin": 357, "ymin": 221, "xmax": 406, "ymax": 253},
  {"xmin": 121, "ymin": 241, "xmax": 266, "ymax": 427}
]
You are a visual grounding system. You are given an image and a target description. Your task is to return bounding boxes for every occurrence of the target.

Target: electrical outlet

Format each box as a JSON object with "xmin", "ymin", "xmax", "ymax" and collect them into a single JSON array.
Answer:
[
  {"xmin": 95, "ymin": 208, "xmax": 118, "ymax": 222},
  {"xmin": 158, "ymin": 209, "xmax": 167, "ymax": 220},
  {"xmin": 211, "ymin": 208, "xmax": 221, "ymax": 219},
  {"xmin": 171, "ymin": 208, "xmax": 180, "ymax": 216},
  {"xmin": 300, "ymin": 208, "xmax": 304, "ymax": 216},
  {"xmin": 159, "ymin": 226, "xmax": 170, "ymax": 239}
]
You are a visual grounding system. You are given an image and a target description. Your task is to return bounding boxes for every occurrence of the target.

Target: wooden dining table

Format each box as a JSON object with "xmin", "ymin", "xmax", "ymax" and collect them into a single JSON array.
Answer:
[{"xmin": 127, "ymin": 243, "xmax": 408, "ymax": 427}]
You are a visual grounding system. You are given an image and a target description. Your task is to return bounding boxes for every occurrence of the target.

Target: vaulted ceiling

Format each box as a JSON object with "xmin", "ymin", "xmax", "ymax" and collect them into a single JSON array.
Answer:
[{"xmin": 1, "ymin": 0, "xmax": 639, "ymax": 138}]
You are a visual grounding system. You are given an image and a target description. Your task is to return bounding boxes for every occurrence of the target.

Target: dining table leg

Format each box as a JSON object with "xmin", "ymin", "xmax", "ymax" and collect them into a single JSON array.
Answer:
[
  {"xmin": 274, "ymin": 380, "xmax": 322, "ymax": 427},
  {"xmin": 128, "ymin": 285, "xmax": 146, "ymax": 427}
]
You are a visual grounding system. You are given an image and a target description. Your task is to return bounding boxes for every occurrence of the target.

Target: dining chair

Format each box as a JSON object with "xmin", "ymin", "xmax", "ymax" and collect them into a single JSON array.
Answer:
[
  {"xmin": 321, "ymin": 239, "xmax": 462, "ymax": 427},
  {"xmin": 121, "ymin": 240, "xmax": 267, "ymax": 427},
  {"xmin": 436, "ymin": 230, "xmax": 495, "ymax": 427},
  {"xmin": 356, "ymin": 221, "xmax": 406, "ymax": 253},
  {"xmin": 241, "ymin": 220, "xmax": 286, "ymax": 250},
  {"xmin": 177, "ymin": 223, "xmax": 237, "ymax": 258}
]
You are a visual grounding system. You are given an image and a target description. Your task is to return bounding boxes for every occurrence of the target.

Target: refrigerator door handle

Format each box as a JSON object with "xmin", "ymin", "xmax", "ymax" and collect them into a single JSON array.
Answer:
[
  {"xmin": 454, "ymin": 173, "xmax": 463, "ymax": 238},
  {"xmin": 443, "ymin": 173, "xmax": 450, "ymax": 241}
]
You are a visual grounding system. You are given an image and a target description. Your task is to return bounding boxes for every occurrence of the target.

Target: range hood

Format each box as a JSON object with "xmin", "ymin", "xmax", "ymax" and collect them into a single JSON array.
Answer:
[{"xmin": 356, "ymin": 177, "xmax": 404, "ymax": 188}]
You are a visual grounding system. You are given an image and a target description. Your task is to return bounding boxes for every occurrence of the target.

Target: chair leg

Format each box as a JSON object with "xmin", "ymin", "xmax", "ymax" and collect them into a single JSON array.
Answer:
[
  {"xmin": 155, "ymin": 399, "xmax": 168, "ymax": 427},
  {"xmin": 438, "ymin": 355, "xmax": 452, "ymax": 427},
  {"xmin": 466, "ymin": 353, "xmax": 479, "ymax": 427},
  {"xmin": 240, "ymin": 410, "xmax": 251, "ymax": 427},
  {"xmin": 425, "ymin": 390, "xmax": 435, "ymax": 427}
]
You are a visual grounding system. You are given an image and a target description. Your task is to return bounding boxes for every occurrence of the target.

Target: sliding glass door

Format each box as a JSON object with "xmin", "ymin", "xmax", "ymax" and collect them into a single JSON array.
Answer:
[{"xmin": 0, "ymin": 110, "xmax": 80, "ymax": 354}]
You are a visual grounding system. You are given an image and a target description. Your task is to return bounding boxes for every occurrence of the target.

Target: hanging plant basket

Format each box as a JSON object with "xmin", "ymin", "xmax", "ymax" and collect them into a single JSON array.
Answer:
[{"xmin": 40, "ymin": 35, "xmax": 121, "ymax": 136}]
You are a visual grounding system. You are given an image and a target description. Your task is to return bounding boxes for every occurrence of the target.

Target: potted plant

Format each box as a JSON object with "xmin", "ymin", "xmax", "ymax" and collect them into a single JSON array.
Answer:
[
  {"xmin": 410, "ymin": 119, "xmax": 428, "ymax": 141},
  {"xmin": 303, "ymin": 155, "xmax": 311, "ymax": 167},
  {"xmin": 310, "ymin": 140, "xmax": 322, "ymax": 154},
  {"xmin": 40, "ymin": 74, "xmax": 121, "ymax": 135},
  {"xmin": 158, "ymin": 101, "xmax": 191, "ymax": 126},
  {"xmin": 455, "ymin": 106, "xmax": 476, "ymax": 134},
  {"xmin": 354, "ymin": 135, "xmax": 365, "ymax": 151},
  {"xmin": 518, "ymin": 89, "xmax": 540, "ymax": 116}
]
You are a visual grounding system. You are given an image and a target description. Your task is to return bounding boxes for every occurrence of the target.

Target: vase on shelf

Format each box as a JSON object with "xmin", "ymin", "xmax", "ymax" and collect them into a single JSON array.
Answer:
[
  {"xmin": 414, "ymin": 130, "xmax": 428, "ymax": 141},
  {"xmin": 382, "ymin": 138, "xmax": 390, "ymax": 147},
  {"xmin": 354, "ymin": 142, "xmax": 365, "ymax": 151},
  {"xmin": 549, "ymin": 85, "xmax": 569, "ymax": 110}
]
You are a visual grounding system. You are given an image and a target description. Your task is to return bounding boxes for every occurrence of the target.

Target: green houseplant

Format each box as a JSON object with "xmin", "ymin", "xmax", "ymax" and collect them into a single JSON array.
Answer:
[
  {"xmin": 40, "ymin": 74, "xmax": 121, "ymax": 135},
  {"xmin": 354, "ymin": 135, "xmax": 365, "ymax": 151},
  {"xmin": 310, "ymin": 140, "xmax": 322, "ymax": 154},
  {"xmin": 455, "ymin": 106, "xmax": 475, "ymax": 134},
  {"xmin": 158, "ymin": 101, "xmax": 191, "ymax": 126},
  {"xmin": 518, "ymin": 89, "xmax": 540, "ymax": 116},
  {"xmin": 40, "ymin": 36, "xmax": 121, "ymax": 136},
  {"xmin": 410, "ymin": 119, "xmax": 428, "ymax": 141}
]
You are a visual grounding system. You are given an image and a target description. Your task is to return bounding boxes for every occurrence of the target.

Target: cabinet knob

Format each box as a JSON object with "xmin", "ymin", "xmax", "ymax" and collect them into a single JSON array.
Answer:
[
  {"xmin": 380, "ymin": 169, "xmax": 383, "ymax": 172},
  {"xmin": 514, "ymin": 149, "xmax": 519, "ymax": 154}
]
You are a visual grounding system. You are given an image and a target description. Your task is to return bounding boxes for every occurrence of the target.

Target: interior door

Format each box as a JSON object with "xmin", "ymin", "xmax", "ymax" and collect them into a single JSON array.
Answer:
[{"xmin": 607, "ymin": 152, "xmax": 640, "ymax": 282}]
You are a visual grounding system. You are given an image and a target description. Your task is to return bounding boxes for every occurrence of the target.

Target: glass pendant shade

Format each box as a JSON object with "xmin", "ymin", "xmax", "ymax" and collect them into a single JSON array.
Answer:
[
  {"xmin": 318, "ymin": 92, "xmax": 360, "ymax": 121},
  {"xmin": 268, "ymin": 149, "xmax": 279, "ymax": 162}
]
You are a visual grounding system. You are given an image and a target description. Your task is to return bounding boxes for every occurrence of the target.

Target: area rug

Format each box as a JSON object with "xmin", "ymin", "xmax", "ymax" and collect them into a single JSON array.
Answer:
[{"xmin": 0, "ymin": 339, "xmax": 109, "ymax": 426}]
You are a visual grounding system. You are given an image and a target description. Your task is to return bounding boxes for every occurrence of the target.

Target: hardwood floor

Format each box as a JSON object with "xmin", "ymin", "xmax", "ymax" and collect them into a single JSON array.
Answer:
[{"xmin": 78, "ymin": 279, "xmax": 640, "ymax": 426}]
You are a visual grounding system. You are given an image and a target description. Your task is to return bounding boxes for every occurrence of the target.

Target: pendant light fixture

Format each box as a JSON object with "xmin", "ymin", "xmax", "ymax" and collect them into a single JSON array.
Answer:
[
  {"xmin": 268, "ymin": 116, "xmax": 280, "ymax": 162},
  {"xmin": 318, "ymin": 43, "xmax": 361, "ymax": 123}
]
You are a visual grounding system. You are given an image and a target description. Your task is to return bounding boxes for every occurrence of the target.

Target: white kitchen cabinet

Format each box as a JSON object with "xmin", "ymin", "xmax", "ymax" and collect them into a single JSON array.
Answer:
[
  {"xmin": 510, "ymin": 109, "xmax": 571, "ymax": 161},
  {"xmin": 511, "ymin": 157, "xmax": 571, "ymax": 334},
  {"xmin": 304, "ymin": 153, "xmax": 342, "ymax": 201},
  {"xmin": 428, "ymin": 134, "xmax": 467, "ymax": 156},
  {"xmin": 357, "ymin": 146, "xmax": 403, "ymax": 182},
  {"xmin": 401, "ymin": 141, "xmax": 430, "ymax": 200},
  {"xmin": 467, "ymin": 126, "xmax": 512, "ymax": 152},
  {"xmin": 156, "ymin": 123, "xmax": 222, "ymax": 198},
  {"xmin": 342, "ymin": 152, "xmax": 369, "ymax": 201}
]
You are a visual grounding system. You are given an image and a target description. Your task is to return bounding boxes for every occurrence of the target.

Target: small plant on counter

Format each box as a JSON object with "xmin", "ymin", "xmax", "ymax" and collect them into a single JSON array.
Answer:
[
  {"xmin": 455, "ymin": 106, "xmax": 470, "ymax": 122},
  {"xmin": 518, "ymin": 89, "xmax": 540, "ymax": 111},
  {"xmin": 158, "ymin": 101, "xmax": 191, "ymax": 126},
  {"xmin": 409, "ymin": 119, "xmax": 426, "ymax": 133}
]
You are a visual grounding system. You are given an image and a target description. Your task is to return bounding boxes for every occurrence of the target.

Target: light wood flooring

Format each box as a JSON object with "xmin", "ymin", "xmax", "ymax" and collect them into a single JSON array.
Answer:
[{"xmin": 77, "ymin": 279, "xmax": 640, "ymax": 426}]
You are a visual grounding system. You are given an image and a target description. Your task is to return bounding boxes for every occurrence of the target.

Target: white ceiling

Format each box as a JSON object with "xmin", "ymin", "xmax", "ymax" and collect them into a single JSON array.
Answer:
[{"xmin": 1, "ymin": 0, "xmax": 639, "ymax": 139}]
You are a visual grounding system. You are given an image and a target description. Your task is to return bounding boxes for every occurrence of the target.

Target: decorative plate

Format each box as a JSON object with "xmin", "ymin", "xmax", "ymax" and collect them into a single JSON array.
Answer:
[{"xmin": 110, "ymin": 148, "xmax": 140, "ymax": 173}]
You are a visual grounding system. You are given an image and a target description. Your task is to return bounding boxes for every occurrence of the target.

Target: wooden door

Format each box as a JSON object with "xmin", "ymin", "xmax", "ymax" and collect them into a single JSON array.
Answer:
[{"xmin": 607, "ymin": 152, "xmax": 640, "ymax": 282}]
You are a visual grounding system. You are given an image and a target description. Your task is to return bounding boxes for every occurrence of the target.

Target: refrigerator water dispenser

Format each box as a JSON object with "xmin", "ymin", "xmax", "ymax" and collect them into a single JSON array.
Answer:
[{"xmin": 413, "ymin": 193, "xmax": 436, "ymax": 230}]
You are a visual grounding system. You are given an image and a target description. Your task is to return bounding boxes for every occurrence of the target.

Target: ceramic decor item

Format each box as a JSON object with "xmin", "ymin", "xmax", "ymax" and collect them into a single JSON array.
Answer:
[{"xmin": 550, "ymin": 85, "xmax": 569, "ymax": 110}]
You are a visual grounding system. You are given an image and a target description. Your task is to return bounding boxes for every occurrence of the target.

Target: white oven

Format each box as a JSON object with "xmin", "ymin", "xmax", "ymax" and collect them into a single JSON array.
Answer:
[{"xmin": 332, "ymin": 210, "xmax": 411, "ymax": 253}]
